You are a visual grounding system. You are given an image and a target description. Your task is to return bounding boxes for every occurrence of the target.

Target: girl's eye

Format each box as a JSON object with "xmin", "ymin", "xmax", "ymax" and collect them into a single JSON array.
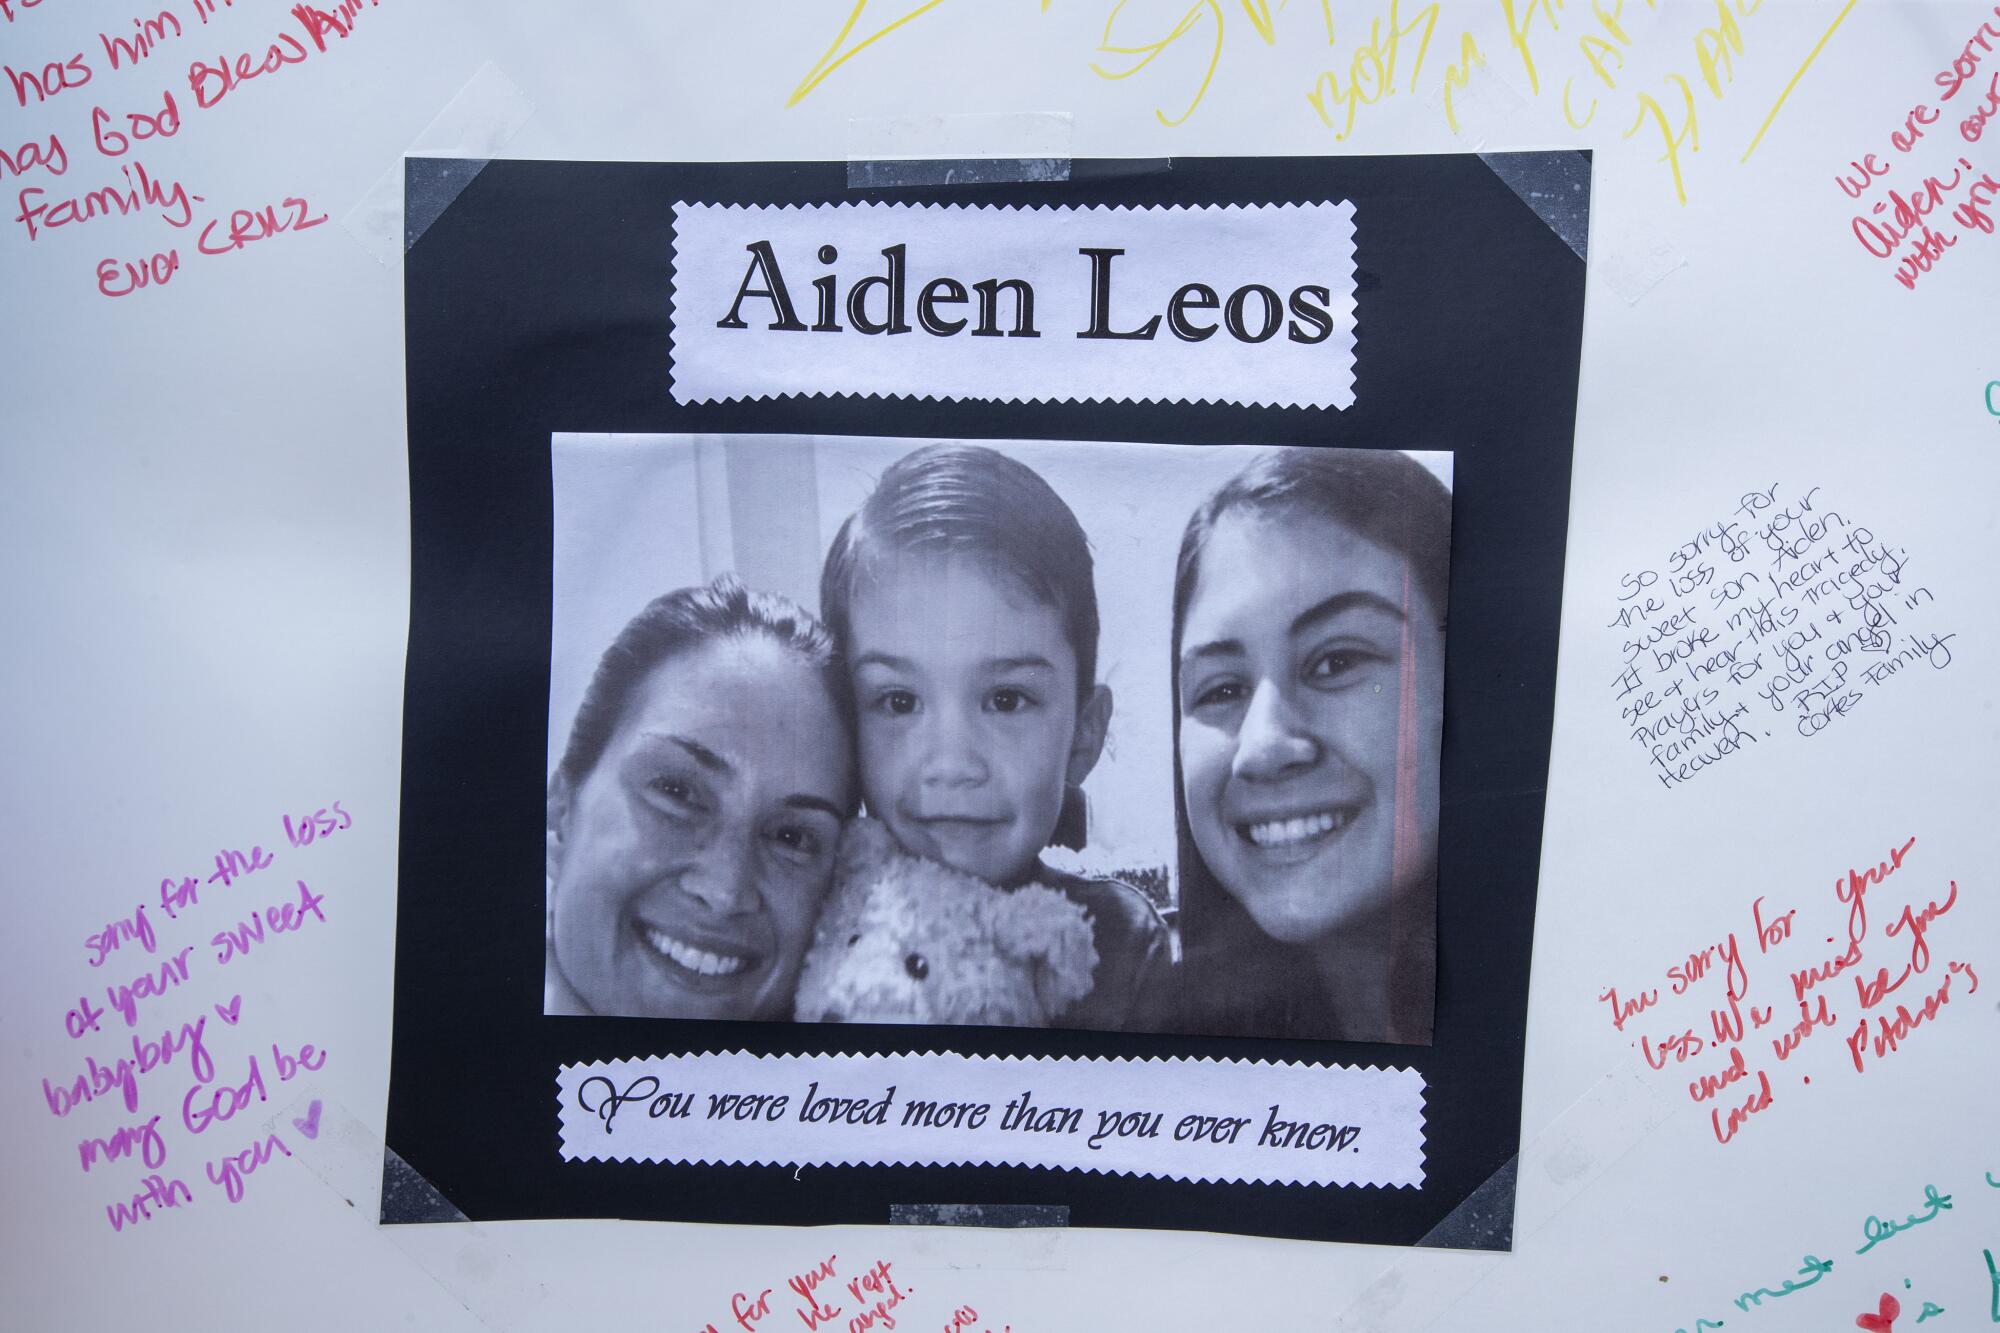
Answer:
[
  {"xmin": 874, "ymin": 689, "xmax": 919, "ymax": 716},
  {"xmin": 1189, "ymin": 679, "xmax": 1246, "ymax": 712},
  {"xmin": 986, "ymin": 687, "xmax": 1035, "ymax": 714},
  {"xmin": 1306, "ymin": 645, "xmax": 1385, "ymax": 688}
]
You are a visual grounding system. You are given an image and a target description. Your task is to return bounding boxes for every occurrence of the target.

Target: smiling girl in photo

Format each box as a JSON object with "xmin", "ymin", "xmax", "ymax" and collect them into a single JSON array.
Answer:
[
  {"xmin": 1172, "ymin": 448, "xmax": 1450, "ymax": 1044},
  {"xmin": 819, "ymin": 443, "xmax": 1175, "ymax": 1032}
]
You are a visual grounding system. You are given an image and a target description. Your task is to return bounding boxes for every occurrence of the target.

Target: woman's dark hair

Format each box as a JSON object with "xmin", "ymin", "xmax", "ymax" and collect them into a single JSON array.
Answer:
[
  {"xmin": 1170, "ymin": 448, "xmax": 1451, "ymax": 1038},
  {"xmin": 820, "ymin": 443, "xmax": 1101, "ymax": 849},
  {"xmin": 556, "ymin": 574, "xmax": 851, "ymax": 795}
]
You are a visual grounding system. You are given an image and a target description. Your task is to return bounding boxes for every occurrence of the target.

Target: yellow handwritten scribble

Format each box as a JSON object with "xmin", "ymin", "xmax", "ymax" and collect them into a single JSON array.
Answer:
[
  {"xmin": 1240, "ymin": 0, "xmax": 1280, "ymax": 43},
  {"xmin": 1510, "ymin": 0, "xmax": 1788, "ymax": 206},
  {"xmin": 786, "ymin": 0, "xmax": 956, "ymax": 108},
  {"xmin": 1442, "ymin": 30, "xmax": 1488, "ymax": 134},
  {"xmin": 780, "ymin": 0, "xmax": 1849, "ymax": 210},
  {"xmin": 1613, "ymin": 0, "xmax": 1780, "ymax": 204},
  {"xmin": 1091, "ymin": 0, "xmax": 1286, "ymax": 127},
  {"xmin": 1500, "ymin": 0, "xmax": 1563, "ymax": 96},
  {"xmin": 1739, "ymin": 0, "xmax": 1861, "ymax": 163},
  {"xmin": 1091, "ymin": 1, "xmax": 1225, "ymax": 127},
  {"xmin": 1304, "ymin": 0, "xmax": 1443, "ymax": 140},
  {"xmin": 1624, "ymin": 74, "xmax": 1699, "ymax": 205}
]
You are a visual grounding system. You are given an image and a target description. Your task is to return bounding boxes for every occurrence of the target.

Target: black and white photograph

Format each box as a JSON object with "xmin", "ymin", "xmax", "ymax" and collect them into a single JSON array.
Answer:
[{"xmin": 542, "ymin": 436, "xmax": 1452, "ymax": 1043}]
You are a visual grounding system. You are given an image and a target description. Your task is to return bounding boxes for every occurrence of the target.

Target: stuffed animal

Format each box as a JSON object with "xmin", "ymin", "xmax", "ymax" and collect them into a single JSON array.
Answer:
[{"xmin": 794, "ymin": 818, "xmax": 1100, "ymax": 1027}]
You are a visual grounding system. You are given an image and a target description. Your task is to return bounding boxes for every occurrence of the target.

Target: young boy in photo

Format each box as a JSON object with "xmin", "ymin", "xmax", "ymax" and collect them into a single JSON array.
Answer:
[{"xmin": 820, "ymin": 443, "xmax": 1176, "ymax": 1032}]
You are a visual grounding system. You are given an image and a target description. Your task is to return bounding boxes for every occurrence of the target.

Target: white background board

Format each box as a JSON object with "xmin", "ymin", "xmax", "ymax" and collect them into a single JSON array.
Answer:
[{"xmin": 5, "ymin": 2, "xmax": 1996, "ymax": 1330}]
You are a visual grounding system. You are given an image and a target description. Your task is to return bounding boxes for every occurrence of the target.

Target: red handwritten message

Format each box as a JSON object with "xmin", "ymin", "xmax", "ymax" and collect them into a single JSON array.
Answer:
[
  {"xmin": 1833, "ymin": 4, "xmax": 2000, "ymax": 289},
  {"xmin": 692, "ymin": 1252, "xmax": 1019, "ymax": 1333},
  {"xmin": 35, "ymin": 799, "xmax": 349, "ymax": 1230},
  {"xmin": 2, "ymin": 0, "xmax": 386, "ymax": 298},
  {"xmin": 1597, "ymin": 835, "xmax": 1978, "ymax": 1145}
]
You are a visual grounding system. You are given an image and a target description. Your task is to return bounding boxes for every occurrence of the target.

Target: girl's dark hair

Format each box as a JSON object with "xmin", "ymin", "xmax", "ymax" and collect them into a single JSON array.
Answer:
[
  {"xmin": 1173, "ymin": 447, "xmax": 1450, "ymax": 636},
  {"xmin": 1170, "ymin": 448, "xmax": 1451, "ymax": 1038},
  {"xmin": 819, "ymin": 443, "xmax": 1101, "ymax": 850},
  {"xmin": 556, "ymin": 574, "xmax": 851, "ymax": 792}
]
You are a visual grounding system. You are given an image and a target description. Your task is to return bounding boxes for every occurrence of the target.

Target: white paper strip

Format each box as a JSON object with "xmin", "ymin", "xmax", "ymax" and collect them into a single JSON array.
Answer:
[
  {"xmin": 556, "ymin": 1051, "xmax": 1423, "ymax": 1188},
  {"xmin": 668, "ymin": 202, "xmax": 1359, "ymax": 408}
]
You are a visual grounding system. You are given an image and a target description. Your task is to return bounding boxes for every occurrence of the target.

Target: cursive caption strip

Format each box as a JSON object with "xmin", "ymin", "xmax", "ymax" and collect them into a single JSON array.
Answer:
[
  {"xmin": 557, "ymin": 1051, "xmax": 1423, "ymax": 1188},
  {"xmin": 667, "ymin": 200, "xmax": 1358, "ymax": 409},
  {"xmin": 1610, "ymin": 481, "xmax": 1955, "ymax": 790}
]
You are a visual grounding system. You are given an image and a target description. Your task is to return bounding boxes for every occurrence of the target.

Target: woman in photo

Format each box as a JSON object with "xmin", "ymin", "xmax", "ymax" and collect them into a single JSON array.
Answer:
[
  {"xmin": 818, "ymin": 443, "xmax": 1176, "ymax": 1032},
  {"xmin": 545, "ymin": 575, "xmax": 856, "ymax": 1020},
  {"xmin": 1172, "ymin": 448, "xmax": 1449, "ymax": 1044}
]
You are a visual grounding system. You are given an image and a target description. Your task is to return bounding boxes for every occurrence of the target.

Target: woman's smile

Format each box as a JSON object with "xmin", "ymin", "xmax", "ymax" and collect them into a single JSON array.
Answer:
[
  {"xmin": 632, "ymin": 915, "xmax": 762, "ymax": 982},
  {"xmin": 548, "ymin": 636, "xmax": 852, "ymax": 1020}
]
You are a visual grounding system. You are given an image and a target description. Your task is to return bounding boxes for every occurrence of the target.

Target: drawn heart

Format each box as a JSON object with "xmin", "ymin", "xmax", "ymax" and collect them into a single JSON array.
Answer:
[
  {"xmin": 292, "ymin": 1099, "xmax": 323, "ymax": 1141},
  {"xmin": 1855, "ymin": 1291, "xmax": 1900, "ymax": 1333},
  {"xmin": 213, "ymin": 995, "xmax": 243, "ymax": 1025}
]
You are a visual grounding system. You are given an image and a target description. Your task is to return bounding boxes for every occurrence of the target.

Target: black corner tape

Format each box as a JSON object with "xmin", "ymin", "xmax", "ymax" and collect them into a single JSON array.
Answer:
[
  {"xmin": 379, "ymin": 1146, "xmax": 471, "ymax": 1225},
  {"xmin": 888, "ymin": 1203, "xmax": 1071, "ymax": 1228},
  {"xmin": 1476, "ymin": 151, "xmax": 1591, "ymax": 261},
  {"xmin": 1414, "ymin": 1154, "xmax": 1518, "ymax": 1251}
]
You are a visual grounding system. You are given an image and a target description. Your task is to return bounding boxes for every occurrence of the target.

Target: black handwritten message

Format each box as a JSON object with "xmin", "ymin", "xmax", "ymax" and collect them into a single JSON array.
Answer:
[
  {"xmin": 1609, "ymin": 482, "xmax": 1955, "ymax": 790},
  {"xmin": 35, "ymin": 800, "xmax": 349, "ymax": 1230}
]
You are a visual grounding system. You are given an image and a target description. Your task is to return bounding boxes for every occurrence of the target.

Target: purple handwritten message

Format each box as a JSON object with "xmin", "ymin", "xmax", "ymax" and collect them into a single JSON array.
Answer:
[{"xmin": 36, "ymin": 800, "xmax": 348, "ymax": 1230}]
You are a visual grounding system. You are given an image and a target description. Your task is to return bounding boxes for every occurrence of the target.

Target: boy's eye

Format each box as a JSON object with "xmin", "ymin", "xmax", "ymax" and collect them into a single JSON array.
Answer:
[
  {"xmin": 986, "ymin": 687, "xmax": 1035, "ymax": 714},
  {"xmin": 874, "ymin": 689, "xmax": 919, "ymax": 716}
]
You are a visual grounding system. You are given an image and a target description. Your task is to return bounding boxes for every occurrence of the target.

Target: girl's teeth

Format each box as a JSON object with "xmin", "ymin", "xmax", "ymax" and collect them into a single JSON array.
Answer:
[
  {"xmin": 644, "ymin": 927, "xmax": 749, "ymax": 977},
  {"xmin": 1245, "ymin": 810, "xmax": 1345, "ymax": 848}
]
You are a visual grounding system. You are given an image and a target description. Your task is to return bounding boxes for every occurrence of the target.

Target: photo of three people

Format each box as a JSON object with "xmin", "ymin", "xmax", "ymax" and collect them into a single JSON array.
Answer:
[{"xmin": 544, "ymin": 434, "xmax": 1452, "ymax": 1046}]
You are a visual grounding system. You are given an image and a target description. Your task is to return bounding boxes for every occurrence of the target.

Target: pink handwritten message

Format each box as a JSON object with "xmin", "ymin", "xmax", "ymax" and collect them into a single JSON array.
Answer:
[
  {"xmin": 1598, "ymin": 834, "xmax": 1978, "ymax": 1146},
  {"xmin": 2, "ymin": 0, "xmax": 389, "ymax": 298},
  {"xmin": 35, "ymin": 799, "xmax": 349, "ymax": 1231}
]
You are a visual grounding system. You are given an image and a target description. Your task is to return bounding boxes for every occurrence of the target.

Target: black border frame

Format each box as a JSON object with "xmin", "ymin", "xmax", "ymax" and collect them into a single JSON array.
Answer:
[{"xmin": 389, "ymin": 153, "xmax": 1586, "ymax": 1247}]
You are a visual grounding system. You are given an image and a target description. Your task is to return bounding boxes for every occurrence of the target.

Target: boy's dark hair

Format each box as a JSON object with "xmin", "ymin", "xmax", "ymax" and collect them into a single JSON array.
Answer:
[
  {"xmin": 557, "ymin": 574, "xmax": 850, "ymax": 792},
  {"xmin": 819, "ymin": 443, "xmax": 1101, "ymax": 700}
]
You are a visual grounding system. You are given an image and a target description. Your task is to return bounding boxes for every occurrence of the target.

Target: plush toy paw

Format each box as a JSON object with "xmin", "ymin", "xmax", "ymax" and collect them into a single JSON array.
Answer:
[{"xmin": 794, "ymin": 818, "xmax": 1099, "ymax": 1027}]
